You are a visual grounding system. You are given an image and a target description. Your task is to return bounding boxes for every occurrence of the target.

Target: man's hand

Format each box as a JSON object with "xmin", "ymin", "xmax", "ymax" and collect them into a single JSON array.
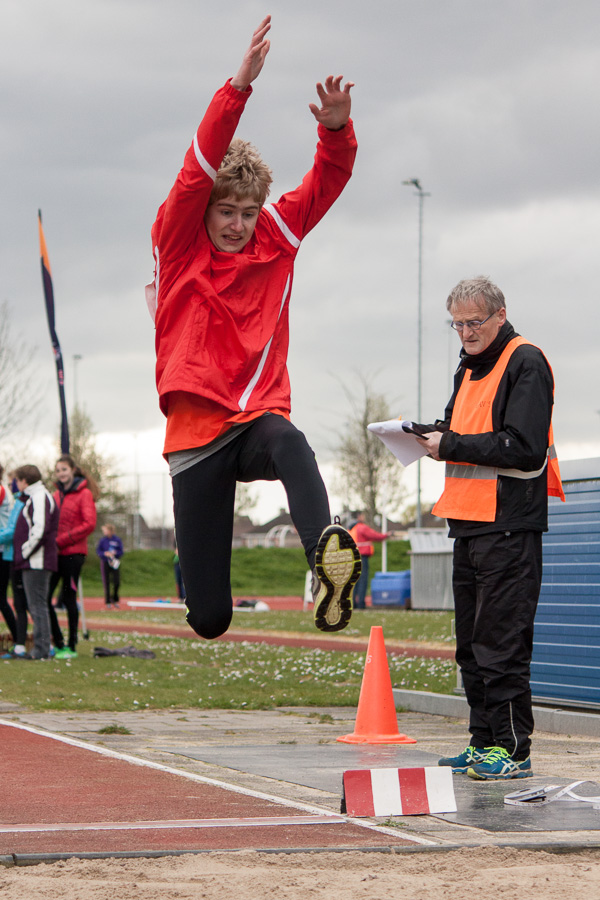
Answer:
[
  {"xmin": 231, "ymin": 15, "xmax": 271, "ymax": 92},
  {"xmin": 416, "ymin": 431, "xmax": 443, "ymax": 460},
  {"xmin": 309, "ymin": 75, "xmax": 354, "ymax": 129}
]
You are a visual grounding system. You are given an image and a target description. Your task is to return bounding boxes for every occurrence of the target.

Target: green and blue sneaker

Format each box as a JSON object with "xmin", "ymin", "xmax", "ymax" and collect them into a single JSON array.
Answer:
[
  {"xmin": 438, "ymin": 745, "xmax": 490, "ymax": 773},
  {"xmin": 54, "ymin": 647, "xmax": 78, "ymax": 660},
  {"xmin": 467, "ymin": 746, "xmax": 532, "ymax": 780}
]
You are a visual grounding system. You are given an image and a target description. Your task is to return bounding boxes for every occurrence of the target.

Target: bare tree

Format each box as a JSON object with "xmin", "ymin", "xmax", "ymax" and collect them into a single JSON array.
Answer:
[
  {"xmin": 334, "ymin": 375, "xmax": 406, "ymax": 524},
  {"xmin": 234, "ymin": 482, "xmax": 257, "ymax": 521},
  {"xmin": 0, "ymin": 301, "xmax": 42, "ymax": 440},
  {"xmin": 51, "ymin": 406, "xmax": 135, "ymax": 519}
]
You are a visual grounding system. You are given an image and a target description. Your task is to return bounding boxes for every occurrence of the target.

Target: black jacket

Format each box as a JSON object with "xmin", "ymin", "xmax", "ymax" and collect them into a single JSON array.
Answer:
[{"xmin": 422, "ymin": 321, "xmax": 554, "ymax": 538}]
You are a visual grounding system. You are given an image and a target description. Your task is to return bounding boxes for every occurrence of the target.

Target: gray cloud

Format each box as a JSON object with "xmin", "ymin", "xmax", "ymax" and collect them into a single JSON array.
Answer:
[{"xmin": 1, "ymin": 0, "xmax": 599, "ymax": 471}]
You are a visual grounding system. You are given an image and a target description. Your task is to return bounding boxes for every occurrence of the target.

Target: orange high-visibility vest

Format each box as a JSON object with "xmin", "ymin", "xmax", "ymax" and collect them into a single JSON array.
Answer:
[{"xmin": 432, "ymin": 336, "xmax": 565, "ymax": 522}]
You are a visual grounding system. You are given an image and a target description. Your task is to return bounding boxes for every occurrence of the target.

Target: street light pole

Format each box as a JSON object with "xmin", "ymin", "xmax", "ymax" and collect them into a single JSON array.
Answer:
[{"xmin": 402, "ymin": 178, "xmax": 430, "ymax": 528}]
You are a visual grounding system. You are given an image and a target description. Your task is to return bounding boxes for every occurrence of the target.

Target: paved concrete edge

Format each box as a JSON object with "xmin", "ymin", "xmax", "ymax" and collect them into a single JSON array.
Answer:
[
  {"xmin": 6, "ymin": 841, "xmax": 600, "ymax": 867},
  {"xmin": 393, "ymin": 690, "xmax": 600, "ymax": 737}
]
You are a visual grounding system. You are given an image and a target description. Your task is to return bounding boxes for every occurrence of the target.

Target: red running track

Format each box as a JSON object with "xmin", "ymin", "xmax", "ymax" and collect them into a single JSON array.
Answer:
[{"xmin": 0, "ymin": 721, "xmax": 417, "ymax": 856}]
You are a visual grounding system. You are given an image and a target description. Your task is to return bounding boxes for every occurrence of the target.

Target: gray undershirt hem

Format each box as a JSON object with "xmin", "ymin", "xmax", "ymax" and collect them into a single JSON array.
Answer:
[{"xmin": 167, "ymin": 419, "xmax": 259, "ymax": 479}]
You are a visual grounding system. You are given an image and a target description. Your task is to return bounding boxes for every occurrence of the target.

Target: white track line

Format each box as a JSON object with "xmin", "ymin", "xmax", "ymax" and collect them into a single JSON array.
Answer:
[
  {"xmin": 0, "ymin": 815, "xmax": 344, "ymax": 834},
  {"xmin": 0, "ymin": 718, "xmax": 435, "ymax": 846}
]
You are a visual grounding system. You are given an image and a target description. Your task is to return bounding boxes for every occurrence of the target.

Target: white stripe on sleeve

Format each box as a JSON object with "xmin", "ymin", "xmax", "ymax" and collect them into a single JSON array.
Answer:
[
  {"xmin": 263, "ymin": 204, "xmax": 301, "ymax": 249},
  {"xmin": 193, "ymin": 134, "xmax": 217, "ymax": 181}
]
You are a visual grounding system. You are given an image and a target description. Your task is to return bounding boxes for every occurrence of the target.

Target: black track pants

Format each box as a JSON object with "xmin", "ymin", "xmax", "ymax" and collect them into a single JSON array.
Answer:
[
  {"xmin": 453, "ymin": 530, "xmax": 542, "ymax": 759},
  {"xmin": 11, "ymin": 569, "xmax": 29, "ymax": 645},
  {"xmin": 101, "ymin": 559, "xmax": 121, "ymax": 605},
  {"xmin": 48, "ymin": 554, "xmax": 85, "ymax": 651},
  {"xmin": 172, "ymin": 415, "xmax": 331, "ymax": 640}
]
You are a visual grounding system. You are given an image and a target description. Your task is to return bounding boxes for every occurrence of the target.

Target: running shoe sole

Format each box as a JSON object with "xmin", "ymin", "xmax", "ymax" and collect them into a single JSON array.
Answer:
[{"xmin": 314, "ymin": 524, "xmax": 361, "ymax": 633}]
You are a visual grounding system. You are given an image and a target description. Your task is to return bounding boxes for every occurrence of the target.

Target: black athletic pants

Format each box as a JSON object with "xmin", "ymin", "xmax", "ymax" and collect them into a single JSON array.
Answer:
[
  {"xmin": 101, "ymin": 559, "xmax": 121, "ymax": 605},
  {"xmin": 453, "ymin": 530, "xmax": 543, "ymax": 760},
  {"xmin": 11, "ymin": 569, "xmax": 29, "ymax": 645},
  {"xmin": 48, "ymin": 554, "xmax": 85, "ymax": 651},
  {"xmin": 172, "ymin": 415, "xmax": 331, "ymax": 640}
]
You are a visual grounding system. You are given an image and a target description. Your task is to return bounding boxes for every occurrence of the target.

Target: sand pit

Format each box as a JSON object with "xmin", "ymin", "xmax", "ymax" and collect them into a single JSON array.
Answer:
[{"xmin": 2, "ymin": 846, "xmax": 600, "ymax": 899}]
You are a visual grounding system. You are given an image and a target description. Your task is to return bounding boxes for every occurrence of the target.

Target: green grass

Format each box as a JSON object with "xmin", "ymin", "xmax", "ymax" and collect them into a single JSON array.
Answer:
[
  {"xmin": 85, "ymin": 606, "xmax": 455, "ymax": 644},
  {"xmin": 6, "ymin": 541, "xmax": 455, "ymax": 715},
  {"xmin": 96, "ymin": 724, "xmax": 132, "ymax": 734},
  {"xmin": 77, "ymin": 543, "xmax": 412, "ymax": 598},
  {"xmin": 0, "ymin": 629, "xmax": 456, "ymax": 713},
  {"xmin": 80, "ymin": 550, "xmax": 176, "ymax": 597},
  {"xmin": 231, "ymin": 608, "xmax": 454, "ymax": 642}
]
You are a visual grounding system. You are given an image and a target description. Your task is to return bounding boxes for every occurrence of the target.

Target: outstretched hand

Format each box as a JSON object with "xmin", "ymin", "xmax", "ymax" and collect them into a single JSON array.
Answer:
[
  {"xmin": 308, "ymin": 75, "xmax": 354, "ymax": 129},
  {"xmin": 231, "ymin": 15, "xmax": 271, "ymax": 91}
]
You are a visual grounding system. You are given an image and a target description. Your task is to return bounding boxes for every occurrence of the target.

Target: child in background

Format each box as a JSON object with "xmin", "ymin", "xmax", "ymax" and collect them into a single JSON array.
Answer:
[{"xmin": 96, "ymin": 523, "xmax": 123, "ymax": 608}]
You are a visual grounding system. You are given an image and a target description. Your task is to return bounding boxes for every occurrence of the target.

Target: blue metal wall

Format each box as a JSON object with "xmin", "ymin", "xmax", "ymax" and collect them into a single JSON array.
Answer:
[{"xmin": 531, "ymin": 458, "xmax": 600, "ymax": 707}]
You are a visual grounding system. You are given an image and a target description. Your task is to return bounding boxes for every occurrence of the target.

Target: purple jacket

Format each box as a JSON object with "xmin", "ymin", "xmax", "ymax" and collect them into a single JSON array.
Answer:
[
  {"xmin": 96, "ymin": 535, "xmax": 124, "ymax": 560},
  {"xmin": 14, "ymin": 481, "xmax": 59, "ymax": 572}
]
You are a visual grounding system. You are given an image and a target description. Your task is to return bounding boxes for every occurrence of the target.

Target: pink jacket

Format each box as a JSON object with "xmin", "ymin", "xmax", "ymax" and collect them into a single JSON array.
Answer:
[{"xmin": 53, "ymin": 478, "xmax": 97, "ymax": 556}]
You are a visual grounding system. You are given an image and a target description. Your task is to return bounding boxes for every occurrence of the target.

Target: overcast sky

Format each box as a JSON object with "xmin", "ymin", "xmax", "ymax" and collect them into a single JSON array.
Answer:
[{"xmin": 2, "ymin": 0, "xmax": 599, "ymax": 522}]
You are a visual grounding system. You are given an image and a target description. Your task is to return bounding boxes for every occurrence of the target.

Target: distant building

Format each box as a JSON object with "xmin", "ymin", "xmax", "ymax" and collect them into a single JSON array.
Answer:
[{"xmin": 236, "ymin": 509, "xmax": 301, "ymax": 549}]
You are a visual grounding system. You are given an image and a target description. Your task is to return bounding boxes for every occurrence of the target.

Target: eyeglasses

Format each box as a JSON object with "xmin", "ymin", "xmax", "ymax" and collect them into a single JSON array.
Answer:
[{"xmin": 450, "ymin": 312, "xmax": 495, "ymax": 332}]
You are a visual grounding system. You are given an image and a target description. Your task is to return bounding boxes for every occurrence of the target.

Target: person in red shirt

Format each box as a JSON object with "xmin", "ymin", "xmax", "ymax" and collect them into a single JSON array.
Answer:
[
  {"xmin": 148, "ymin": 17, "xmax": 360, "ymax": 640},
  {"xmin": 349, "ymin": 512, "xmax": 392, "ymax": 609},
  {"xmin": 47, "ymin": 454, "xmax": 98, "ymax": 659}
]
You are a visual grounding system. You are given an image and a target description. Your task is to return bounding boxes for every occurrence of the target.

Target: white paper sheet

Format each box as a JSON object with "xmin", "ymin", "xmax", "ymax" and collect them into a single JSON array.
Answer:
[{"xmin": 367, "ymin": 419, "xmax": 429, "ymax": 467}]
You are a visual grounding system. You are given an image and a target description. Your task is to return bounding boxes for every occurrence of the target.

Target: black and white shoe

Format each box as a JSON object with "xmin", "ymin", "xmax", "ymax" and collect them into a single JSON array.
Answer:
[{"xmin": 313, "ymin": 518, "xmax": 361, "ymax": 632}]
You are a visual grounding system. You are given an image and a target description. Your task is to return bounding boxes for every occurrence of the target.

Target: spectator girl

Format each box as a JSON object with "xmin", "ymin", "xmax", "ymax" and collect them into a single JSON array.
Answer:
[{"xmin": 48, "ymin": 454, "xmax": 98, "ymax": 659}]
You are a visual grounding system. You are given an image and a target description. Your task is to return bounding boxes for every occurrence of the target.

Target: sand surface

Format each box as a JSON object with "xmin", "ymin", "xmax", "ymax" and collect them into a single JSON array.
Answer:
[{"xmin": 3, "ymin": 847, "xmax": 600, "ymax": 898}]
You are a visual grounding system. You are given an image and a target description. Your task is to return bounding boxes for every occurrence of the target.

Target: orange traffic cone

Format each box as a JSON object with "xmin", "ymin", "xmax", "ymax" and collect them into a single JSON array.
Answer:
[{"xmin": 337, "ymin": 625, "xmax": 417, "ymax": 744}]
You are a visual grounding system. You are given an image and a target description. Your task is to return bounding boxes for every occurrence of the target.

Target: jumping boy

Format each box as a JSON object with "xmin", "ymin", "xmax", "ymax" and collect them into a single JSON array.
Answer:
[{"xmin": 147, "ymin": 16, "xmax": 361, "ymax": 640}]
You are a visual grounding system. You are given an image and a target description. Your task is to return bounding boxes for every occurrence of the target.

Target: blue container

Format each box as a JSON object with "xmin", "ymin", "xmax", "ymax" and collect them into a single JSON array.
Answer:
[
  {"xmin": 531, "ymin": 459, "xmax": 600, "ymax": 707},
  {"xmin": 370, "ymin": 570, "xmax": 411, "ymax": 608}
]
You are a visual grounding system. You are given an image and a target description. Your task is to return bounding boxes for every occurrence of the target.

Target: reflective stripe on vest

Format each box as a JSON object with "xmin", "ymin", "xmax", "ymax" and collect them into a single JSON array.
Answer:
[{"xmin": 432, "ymin": 336, "xmax": 565, "ymax": 522}]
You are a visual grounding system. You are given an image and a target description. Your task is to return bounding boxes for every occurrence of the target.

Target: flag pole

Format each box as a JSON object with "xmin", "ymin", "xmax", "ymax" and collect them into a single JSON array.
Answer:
[{"xmin": 38, "ymin": 210, "xmax": 70, "ymax": 454}]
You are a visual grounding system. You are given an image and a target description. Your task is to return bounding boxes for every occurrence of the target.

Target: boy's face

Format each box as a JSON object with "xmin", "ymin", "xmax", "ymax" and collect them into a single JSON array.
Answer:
[
  {"xmin": 204, "ymin": 196, "xmax": 261, "ymax": 253},
  {"xmin": 16, "ymin": 477, "xmax": 27, "ymax": 492}
]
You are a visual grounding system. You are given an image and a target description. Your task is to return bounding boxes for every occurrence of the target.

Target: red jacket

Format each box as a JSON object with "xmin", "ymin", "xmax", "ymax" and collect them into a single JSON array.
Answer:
[
  {"xmin": 53, "ymin": 478, "xmax": 97, "ymax": 556},
  {"xmin": 150, "ymin": 79, "xmax": 357, "ymax": 417}
]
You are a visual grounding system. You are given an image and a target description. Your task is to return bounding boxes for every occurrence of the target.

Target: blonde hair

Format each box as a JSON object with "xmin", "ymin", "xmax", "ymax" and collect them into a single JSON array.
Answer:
[{"xmin": 210, "ymin": 138, "xmax": 273, "ymax": 206}]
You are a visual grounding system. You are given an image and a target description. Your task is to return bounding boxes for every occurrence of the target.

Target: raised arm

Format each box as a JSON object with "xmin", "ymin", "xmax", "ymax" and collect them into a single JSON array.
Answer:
[
  {"xmin": 152, "ymin": 18, "xmax": 271, "ymax": 264},
  {"xmin": 308, "ymin": 75, "xmax": 354, "ymax": 130},
  {"xmin": 231, "ymin": 15, "xmax": 271, "ymax": 91}
]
